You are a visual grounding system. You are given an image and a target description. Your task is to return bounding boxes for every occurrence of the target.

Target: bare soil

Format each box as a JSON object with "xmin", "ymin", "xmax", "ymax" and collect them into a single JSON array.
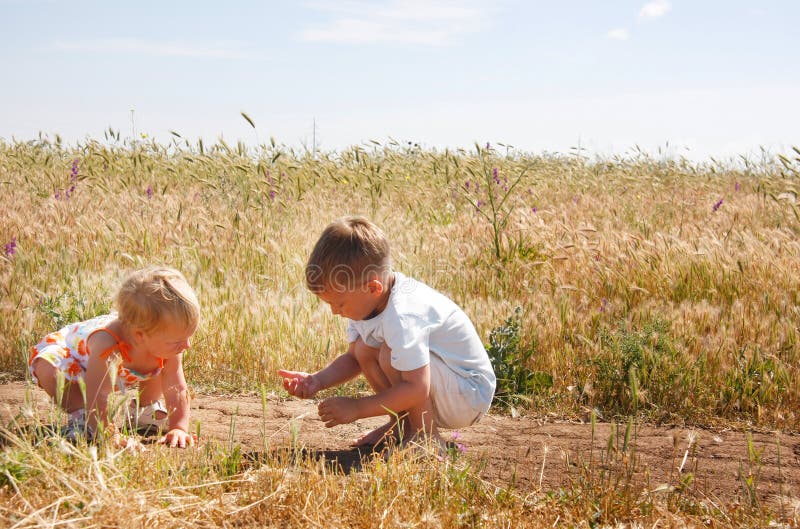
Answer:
[{"xmin": 2, "ymin": 382, "xmax": 799, "ymax": 507}]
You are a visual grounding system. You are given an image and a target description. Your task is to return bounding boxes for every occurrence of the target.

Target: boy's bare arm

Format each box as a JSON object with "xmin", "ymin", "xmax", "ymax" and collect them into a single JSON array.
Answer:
[
  {"xmin": 318, "ymin": 364, "xmax": 429, "ymax": 426},
  {"xmin": 279, "ymin": 342, "xmax": 361, "ymax": 397},
  {"xmin": 313, "ymin": 342, "xmax": 362, "ymax": 389}
]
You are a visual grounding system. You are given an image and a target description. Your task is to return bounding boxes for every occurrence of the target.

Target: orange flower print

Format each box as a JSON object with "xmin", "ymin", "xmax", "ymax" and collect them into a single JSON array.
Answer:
[
  {"xmin": 45, "ymin": 332, "xmax": 64, "ymax": 344},
  {"xmin": 77, "ymin": 340, "xmax": 88, "ymax": 357},
  {"xmin": 61, "ymin": 346, "xmax": 71, "ymax": 358},
  {"xmin": 29, "ymin": 347, "xmax": 38, "ymax": 365},
  {"xmin": 67, "ymin": 360, "xmax": 82, "ymax": 377}
]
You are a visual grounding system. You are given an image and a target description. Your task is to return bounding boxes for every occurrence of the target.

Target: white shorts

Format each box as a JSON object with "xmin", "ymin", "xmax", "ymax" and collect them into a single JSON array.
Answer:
[{"xmin": 428, "ymin": 355, "xmax": 488, "ymax": 429}]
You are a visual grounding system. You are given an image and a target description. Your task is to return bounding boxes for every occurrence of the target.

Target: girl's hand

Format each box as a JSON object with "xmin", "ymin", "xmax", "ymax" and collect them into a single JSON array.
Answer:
[
  {"xmin": 111, "ymin": 433, "xmax": 146, "ymax": 452},
  {"xmin": 277, "ymin": 370, "xmax": 322, "ymax": 399},
  {"xmin": 158, "ymin": 428, "xmax": 196, "ymax": 448}
]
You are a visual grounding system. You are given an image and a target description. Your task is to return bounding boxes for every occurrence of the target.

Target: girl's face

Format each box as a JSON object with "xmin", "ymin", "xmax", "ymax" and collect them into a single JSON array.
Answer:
[{"xmin": 136, "ymin": 318, "xmax": 196, "ymax": 360}]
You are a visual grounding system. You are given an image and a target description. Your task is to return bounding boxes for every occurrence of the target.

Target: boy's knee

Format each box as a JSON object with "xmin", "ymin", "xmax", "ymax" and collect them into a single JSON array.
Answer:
[
  {"xmin": 353, "ymin": 339, "xmax": 380, "ymax": 364},
  {"xmin": 377, "ymin": 345, "xmax": 397, "ymax": 377}
]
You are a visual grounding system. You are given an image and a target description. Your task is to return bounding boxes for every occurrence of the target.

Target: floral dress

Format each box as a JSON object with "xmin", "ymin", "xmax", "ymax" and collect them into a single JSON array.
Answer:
[{"xmin": 28, "ymin": 314, "xmax": 163, "ymax": 390}]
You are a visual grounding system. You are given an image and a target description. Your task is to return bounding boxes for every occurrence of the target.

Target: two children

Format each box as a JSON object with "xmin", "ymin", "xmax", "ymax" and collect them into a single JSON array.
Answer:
[
  {"xmin": 279, "ymin": 216, "xmax": 495, "ymax": 447},
  {"xmin": 30, "ymin": 217, "xmax": 493, "ymax": 449},
  {"xmin": 29, "ymin": 266, "xmax": 199, "ymax": 448}
]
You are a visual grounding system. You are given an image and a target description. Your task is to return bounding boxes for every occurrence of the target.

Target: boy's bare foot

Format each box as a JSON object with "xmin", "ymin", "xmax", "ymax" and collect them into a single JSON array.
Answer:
[{"xmin": 351, "ymin": 417, "xmax": 407, "ymax": 447}]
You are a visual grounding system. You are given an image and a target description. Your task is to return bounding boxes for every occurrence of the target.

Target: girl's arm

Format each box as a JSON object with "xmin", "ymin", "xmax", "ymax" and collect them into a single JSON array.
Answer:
[
  {"xmin": 159, "ymin": 353, "xmax": 193, "ymax": 447},
  {"xmin": 84, "ymin": 334, "xmax": 118, "ymax": 436}
]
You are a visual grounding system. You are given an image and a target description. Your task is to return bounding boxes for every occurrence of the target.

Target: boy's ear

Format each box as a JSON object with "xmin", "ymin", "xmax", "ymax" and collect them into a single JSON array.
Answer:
[{"xmin": 366, "ymin": 278, "xmax": 384, "ymax": 296}]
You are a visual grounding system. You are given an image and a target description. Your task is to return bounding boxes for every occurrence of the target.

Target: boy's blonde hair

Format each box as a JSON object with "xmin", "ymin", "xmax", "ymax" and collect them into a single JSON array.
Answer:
[
  {"xmin": 115, "ymin": 266, "xmax": 200, "ymax": 332},
  {"xmin": 306, "ymin": 216, "xmax": 391, "ymax": 293}
]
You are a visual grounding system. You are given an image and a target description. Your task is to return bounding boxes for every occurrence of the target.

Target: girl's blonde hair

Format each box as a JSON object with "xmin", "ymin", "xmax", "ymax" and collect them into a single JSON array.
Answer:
[
  {"xmin": 306, "ymin": 216, "xmax": 391, "ymax": 293},
  {"xmin": 115, "ymin": 266, "xmax": 200, "ymax": 332}
]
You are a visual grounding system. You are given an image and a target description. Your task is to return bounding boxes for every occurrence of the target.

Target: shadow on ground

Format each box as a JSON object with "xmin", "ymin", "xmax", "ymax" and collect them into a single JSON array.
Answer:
[{"xmin": 245, "ymin": 446, "xmax": 381, "ymax": 475}]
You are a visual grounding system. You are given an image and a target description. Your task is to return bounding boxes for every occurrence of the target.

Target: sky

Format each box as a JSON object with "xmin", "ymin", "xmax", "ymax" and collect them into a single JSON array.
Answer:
[{"xmin": 1, "ymin": 0, "xmax": 798, "ymax": 160}]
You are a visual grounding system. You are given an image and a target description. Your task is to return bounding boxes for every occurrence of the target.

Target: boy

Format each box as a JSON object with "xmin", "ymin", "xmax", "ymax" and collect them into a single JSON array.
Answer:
[{"xmin": 278, "ymin": 216, "xmax": 495, "ymax": 447}]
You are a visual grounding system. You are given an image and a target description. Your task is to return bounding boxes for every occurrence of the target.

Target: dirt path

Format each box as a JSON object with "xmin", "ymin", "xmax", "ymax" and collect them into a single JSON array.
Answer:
[{"xmin": 2, "ymin": 382, "xmax": 799, "ymax": 506}]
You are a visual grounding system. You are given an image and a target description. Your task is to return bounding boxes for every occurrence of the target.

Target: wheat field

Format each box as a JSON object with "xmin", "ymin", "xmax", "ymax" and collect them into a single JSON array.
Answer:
[{"xmin": 1, "ymin": 135, "xmax": 798, "ymax": 527}]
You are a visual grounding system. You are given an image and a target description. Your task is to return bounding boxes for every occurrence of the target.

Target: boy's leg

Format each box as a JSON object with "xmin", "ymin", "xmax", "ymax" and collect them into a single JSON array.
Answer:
[
  {"xmin": 377, "ymin": 344, "xmax": 440, "ymax": 445},
  {"xmin": 350, "ymin": 339, "xmax": 408, "ymax": 446},
  {"xmin": 351, "ymin": 338, "xmax": 391, "ymax": 393},
  {"xmin": 31, "ymin": 358, "xmax": 86, "ymax": 413}
]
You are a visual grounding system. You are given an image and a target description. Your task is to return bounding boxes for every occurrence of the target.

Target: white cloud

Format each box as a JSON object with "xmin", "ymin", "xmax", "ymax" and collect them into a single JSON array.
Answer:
[
  {"xmin": 53, "ymin": 38, "xmax": 247, "ymax": 59},
  {"xmin": 299, "ymin": 0, "xmax": 488, "ymax": 45},
  {"xmin": 639, "ymin": 0, "xmax": 671, "ymax": 20},
  {"xmin": 607, "ymin": 28, "xmax": 630, "ymax": 41}
]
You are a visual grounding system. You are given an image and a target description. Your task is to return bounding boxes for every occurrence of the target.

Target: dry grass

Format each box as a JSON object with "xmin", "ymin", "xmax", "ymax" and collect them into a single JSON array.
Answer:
[{"xmin": 1, "ymin": 136, "xmax": 798, "ymax": 526}]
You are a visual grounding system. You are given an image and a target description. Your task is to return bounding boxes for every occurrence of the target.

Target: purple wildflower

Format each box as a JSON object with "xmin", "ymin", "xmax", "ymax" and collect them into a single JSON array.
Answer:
[
  {"xmin": 464, "ymin": 180, "xmax": 471, "ymax": 191},
  {"xmin": 456, "ymin": 443, "xmax": 467, "ymax": 454},
  {"xmin": 713, "ymin": 198, "xmax": 724, "ymax": 212},
  {"xmin": 492, "ymin": 167, "xmax": 500, "ymax": 184},
  {"xmin": 71, "ymin": 158, "xmax": 79, "ymax": 178},
  {"xmin": 451, "ymin": 431, "xmax": 461, "ymax": 441},
  {"xmin": 531, "ymin": 206, "xmax": 538, "ymax": 213},
  {"xmin": 54, "ymin": 190, "xmax": 61, "ymax": 200},
  {"xmin": 269, "ymin": 189, "xmax": 277, "ymax": 201},
  {"xmin": 600, "ymin": 298, "xmax": 608, "ymax": 313},
  {"xmin": 476, "ymin": 199, "xmax": 483, "ymax": 210},
  {"xmin": 146, "ymin": 185, "xmax": 153, "ymax": 200},
  {"xmin": 486, "ymin": 142, "xmax": 491, "ymax": 150},
  {"xmin": 3, "ymin": 236, "xmax": 16, "ymax": 257},
  {"xmin": 735, "ymin": 181, "xmax": 741, "ymax": 192}
]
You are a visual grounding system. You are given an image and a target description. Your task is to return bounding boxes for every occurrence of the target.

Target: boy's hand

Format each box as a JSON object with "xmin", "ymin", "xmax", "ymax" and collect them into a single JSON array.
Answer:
[
  {"xmin": 318, "ymin": 396, "xmax": 360, "ymax": 427},
  {"xmin": 277, "ymin": 370, "xmax": 322, "ymax": 399},
  {"xmin": 157, "ymin": 428, "xmax": 196, "ymax": 448}
]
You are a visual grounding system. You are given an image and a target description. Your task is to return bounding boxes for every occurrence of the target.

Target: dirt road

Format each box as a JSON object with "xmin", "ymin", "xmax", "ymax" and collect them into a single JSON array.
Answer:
[{"xmin": 2, "ymin": 382, "xmax": 798, "ymax": 506}]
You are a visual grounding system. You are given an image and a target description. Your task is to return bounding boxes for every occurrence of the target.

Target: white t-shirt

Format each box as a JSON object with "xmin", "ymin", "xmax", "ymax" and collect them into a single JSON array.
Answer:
[{"xmin": 346, "ymin": 272, "xmax": 496, "ymax": 411}]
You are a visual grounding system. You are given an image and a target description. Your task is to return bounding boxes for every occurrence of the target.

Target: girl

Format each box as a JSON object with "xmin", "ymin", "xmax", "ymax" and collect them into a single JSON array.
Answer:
[{"xmin": 28, "ymin": 266, "xmax": 200, "ymax": 448}]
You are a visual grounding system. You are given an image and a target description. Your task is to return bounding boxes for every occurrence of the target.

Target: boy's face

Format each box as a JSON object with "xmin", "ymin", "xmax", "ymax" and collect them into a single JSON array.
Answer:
[{"xmin": 316, "ymin": 279, "xmax": 386, "ymax": 321}]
